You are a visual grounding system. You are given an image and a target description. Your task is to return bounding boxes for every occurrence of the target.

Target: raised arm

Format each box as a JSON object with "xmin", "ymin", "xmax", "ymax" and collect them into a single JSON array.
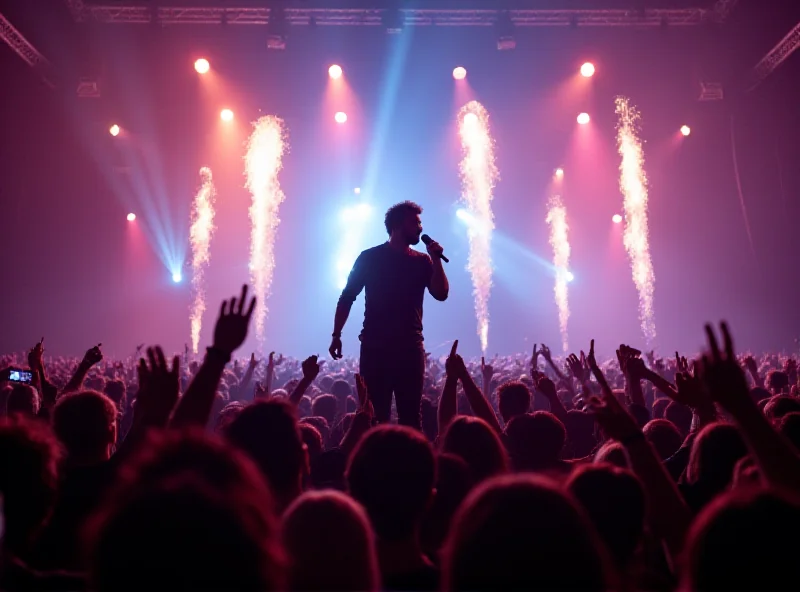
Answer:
[
  {"xmin": 232, "ymin": 353, "xmax": 259, "ymax": 401},
  {"xmin": 460, "ymin": 358, "xmax": 503, "ymax": 435},
  {"xmin": 330, "ymin": 253, "xmax": 367, "ymax": 359},
  {"xmin": 437, "ymin": 341, "xmax": 460, "ymax": 435},
  {"xmin": 171, "ymin": 285, "xmax": 255, "ymax": 428},
  {"xmin": 289, "ymin": 355, "xmax": 321, "ymax": 406},
  {"xmin": 63, "ymin": 344, "xmax": 104, "ymax": 394}
]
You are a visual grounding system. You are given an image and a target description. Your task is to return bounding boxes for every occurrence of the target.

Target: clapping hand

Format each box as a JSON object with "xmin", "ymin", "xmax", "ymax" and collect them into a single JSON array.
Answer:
[{"xmin": 212, "ymin": 285, "xmax": 256, "ymax": 355}]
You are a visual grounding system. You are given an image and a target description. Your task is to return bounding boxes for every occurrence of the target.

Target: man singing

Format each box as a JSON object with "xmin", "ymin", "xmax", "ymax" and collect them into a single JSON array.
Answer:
[{"xmin": 329, "ymin": 201, "xmax": 449, "ymax": 429}]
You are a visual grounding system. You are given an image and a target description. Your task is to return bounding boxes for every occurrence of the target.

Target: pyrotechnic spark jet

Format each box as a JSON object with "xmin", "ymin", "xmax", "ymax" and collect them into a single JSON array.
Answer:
[
  {"xmin": 546, "ymin": 195, "xmax": 570, "ymax": 353},
  {"xmin": 189, "ymin": 167, "xmax": 217, "ymax": 353},
  {"xmin": 615, "ymin": 97, "xmax": 656, "ymax": 343},
  {"xmin": 244, "ymin": 116, "xmax": 287, "ymax": 342},
  {"xmin": 458, "ymin": 101, "xmax": 498, "ymax": 353}
]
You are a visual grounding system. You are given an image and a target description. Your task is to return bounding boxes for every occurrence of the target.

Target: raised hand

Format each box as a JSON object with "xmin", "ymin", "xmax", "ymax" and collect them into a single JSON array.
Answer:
[
  {"xmin": 136, "ymin": 346, "xmax": 180, "ymax": 424},
  {"xmin": 699, "ymin": 323, "xmax": 751, "ymax": 414},
  {"xmin": 212, "ymin": 285, "xmax": 256, "ymax": 355},
  {"xmin": 481, "ymin": 356, "xmax": 494, "ymax": 382},
  {"xmin": 675, "ymin": 351, "xmax": 689, "ymax": 374},
  {"xmin": 540, "ymin": 344, "xmax": 554, "ymax": 363},
  {"xmin": 566, "ymin": 353, "xmax": 586, "ymax": 383},
  {"xmin": 329, "ymin": 336, "xmax": 343, "ymax": 360},
  {"xmin": 445, "ymin": 340, "xmax": 466, "ymax": 378},
  {"xmin": 301, "ymin": 355, "xmax": 321, "ymax": 382},
  {"xmin": 248, "ymin": 352, "xmax": 259, "ymax": 369},
  {"xmin": 531, "ymin": 343, "xmax": 541, "ymax": 369},
  {"xmin": 587, "ymin": 339, "xmax": 598, "ymax": 371},
  {"xmin": 82, "ymin": 344, "xmax": 104, "ymax": 368},
  {"xmin": 28, "ymin": 338, "xmax": 44, "ymax": 371},
  {"xmin": 586, "ymin": 391, "xmax": 641, "ymax": 443},
  {"xmin": 533, "ymin": 372, "xmax": 558, "ymax": 401}
]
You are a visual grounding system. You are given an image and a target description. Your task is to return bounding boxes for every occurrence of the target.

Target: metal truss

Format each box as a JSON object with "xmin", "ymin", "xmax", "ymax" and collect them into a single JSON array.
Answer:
[
  {"xmin": 0, "ymin": 10, "xmax": 50, "ymax": 67},
  {"xmin": 71, "ymin": 5, "xmax": 715, "ymax": 27},
  {"xmin": 749, "ymin": 20, "xmax": 800, "ymax": 90}
]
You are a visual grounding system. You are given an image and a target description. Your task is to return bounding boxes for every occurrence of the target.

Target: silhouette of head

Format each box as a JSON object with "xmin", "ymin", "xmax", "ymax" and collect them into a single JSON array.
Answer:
[
  {"xmin": 441, "ymin": 416, "xmax": 508, "ymax": 483},
  {"xmin": 53, "ymin": 390, "xmax": 117, "ymax": 464},
  {"xmin": 6, "ymin": 384, "xmax": 40, "ymax": 417},
  {"xmin": 643, "ymin": 419, "xmax": 683, "ymax": 460},
  {"xmin": 504, "ymin": 412, "xmax": 565, "ymax": 472},
  {"xmin": 497, "ymin": 381, "xmax": 531, "ymax": 424},
  {"xmin": 347, "ymin": 425, "xmax": 435, "ymax": 541},
  {"xmin": 384, "ymin": 201, "xmax": 423, "ymax": 245}
]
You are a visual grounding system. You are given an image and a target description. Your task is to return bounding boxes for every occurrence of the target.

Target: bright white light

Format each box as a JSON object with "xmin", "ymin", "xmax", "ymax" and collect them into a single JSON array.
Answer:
[
  {"xmin": 336, "ymin": 203, "xmax": 372, "ymax": 288},
  {"xmin": 463, "ymin": 112, "xmax": 478, "ymax": 126},
  {"xmin": 577, "ymin": 112, "xmax": 590, "ymax": 125},
  {"xmin": 453, "ymin": 66, "xmax": 467, "ymax": 80},
  {"xmin": 126, "ymin": 212, "xmax": 136, "ymax": 222},
  {"xmin": 334, "ymin": 111, "xmax": 348, "ymax": 124},
  {"xmin": 220, "ymin": 109, "xmax": 234, "ymax": 122},
  {"xmin": 680, "ymin": 125, "xmax": 691, "ymax": 137},
  {"xmin": 354, "ymin": 187, "xmax": 361, "ymax": 194},
  {"xmin": 555, "ymin": 168, "xmax": 564, "ymax": 178},
  {"xmin": 109, "ymin": 124, "xmax": 120, "ymax": 137},
  {"xmin": 580, "ymin": 62, "xmax": 595, "ymax": 78},
  {"xmin": 612, "ymin": 214, "xmax": 623, "ymax": 224},
  {"xmin": 565, "ymin": 271, "xmax": 575, "ymax": 282},
  {"xmin": 172, "ymin": 272, "xmax": 182, "ymax": 283},
  {"xmin": 195, "ymin": 58, "xmax": 210, "ymax": 74},
  {"xmin": 328, "ymin": 64, "xmax": 343, "ymax": 79},
  {"xmin": 337, "ymin": 278, "xmax": 347, "ymax": 290}
]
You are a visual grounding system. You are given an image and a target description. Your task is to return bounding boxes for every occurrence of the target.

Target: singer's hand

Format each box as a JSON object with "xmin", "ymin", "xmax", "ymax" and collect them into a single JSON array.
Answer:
[
  {"xmin": 425, "ymin": 239, "xmax": 444, "ymax": 260},
  {"xmin": 329, "ymin": 336, "xmax": 343, "ymax": 360}
]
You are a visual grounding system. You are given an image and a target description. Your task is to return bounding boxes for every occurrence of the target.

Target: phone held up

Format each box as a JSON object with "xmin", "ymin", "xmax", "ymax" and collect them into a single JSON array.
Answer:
[{"xmin": 3, "ymin": 369, "xmax": 33, "ymax": 383}]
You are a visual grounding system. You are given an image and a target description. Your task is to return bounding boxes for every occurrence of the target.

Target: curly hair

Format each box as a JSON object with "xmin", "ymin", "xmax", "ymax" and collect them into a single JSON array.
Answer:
[{"xmin": 384, "ymin": 201, "xmax": 422, "ymax": 234}]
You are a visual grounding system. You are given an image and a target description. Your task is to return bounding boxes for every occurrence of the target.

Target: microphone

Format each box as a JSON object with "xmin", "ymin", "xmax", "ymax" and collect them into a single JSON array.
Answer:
[{"xmin": 421, "ymin": 234, "xmax": 449, "ymax": 263}]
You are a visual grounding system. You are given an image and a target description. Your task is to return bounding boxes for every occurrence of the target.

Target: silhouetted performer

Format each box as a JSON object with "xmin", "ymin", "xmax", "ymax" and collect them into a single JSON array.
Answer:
[{"xmin": 329, "ymin": 201, "xmax": 449, "ymax": 429}]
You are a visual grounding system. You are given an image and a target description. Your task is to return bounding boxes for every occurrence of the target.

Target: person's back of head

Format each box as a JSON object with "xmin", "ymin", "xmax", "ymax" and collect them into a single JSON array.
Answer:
[
  {"xmin": 497, "ymin": 381, "xmax": 531, "ymax": 424},
  {"xmin": 564, "ymin": 410, "xmax": 597, "ymax": 458},
  {"xmin": 567, "ymin": 464, "xmax": 645, "ymax": 570},
  {"xmin": 441, "ymin": 416, "xmax": 508, "ymax": 483},
  {"xmin": 311, "ymin": 394, "xmax": 338, "ymax": 425},
  {"xmin": 593, "ymin": 440, "xmax": 630, "ymax": 467},
  {"xmin": 764, "ymin": 395, "xmax": 800, "ymax": 422},
  {"xmin": 686, "ymin": 422, "xmax": 747, "ymax": 494},
  {"xmin": 331, "ymin": 379, "xmax": 352, "ymax": 402},
  {"xmin": 504, "ymin": 412, "xmax": 565, "ymax": 472},
  {"xmin": 282, "ymin": 490, "xmax": 378, "ymax": 591},
  {"xmin": 0, "ymin": 417, "xmax": 61, "ymax": 555},
  {"xmin": 298, "ymin": 423, "xmax": 323, "ymax": 460},
  {"xmin": 642, "ymin": 418, "xmax": 683, "ymax": 460},
  {"xmin": 443, "ymin": 474, "xmax": 609, "ymax": 591},
  {"xmin": 766, "ymin": 369, "xmax": 790, "ymax": 394},
  {"xmin": 665, "ymin": 401, "xmax": 693, "ymax": 435},
  {"xmin": 52, "ymin": 390, "xmax": 117, "ymax": 465},
  {"xmin": 652, "ymin": 397, "xmax": 670, "ymax": 419},
  {"xmin": 103, "ymin": 379, "xmax": 126, "ymax": 410},
  {"xmin": 346, "ymin": 425, "xmax": 435, "ymax": 542},
  {"xmin": 6, "ymin": 384, "xmax": 40, "ymax": 417},
  {"xmin": 684, "ymin": 488, "xmax": 800, "ymax": 590},
  {"xmin": 301, "ymin": 416, "xmax": 330, "ymax": 445},
  {"xmin": 750, "ymin": 386, "xmax": 771, "ymax": 404},
  {"xmin": 421, "ymin": 453, "xmax": 473, "ymax": 559},
  {"xmin": 225, "ymin": 399, "xmax": 306, "ymax": 510},
  {"xmin": 778, "ymin": 412, "xmax": 800, "ymax": 452},
  {"xmin": 90, "ymin": 429, "xmax": 283, "ymax": 591}
]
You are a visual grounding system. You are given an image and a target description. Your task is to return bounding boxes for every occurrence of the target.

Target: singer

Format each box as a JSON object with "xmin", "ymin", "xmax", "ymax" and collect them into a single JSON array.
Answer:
[{"xmin": 329, "ymin": 201, "xmax": 449, "ymax": 429}]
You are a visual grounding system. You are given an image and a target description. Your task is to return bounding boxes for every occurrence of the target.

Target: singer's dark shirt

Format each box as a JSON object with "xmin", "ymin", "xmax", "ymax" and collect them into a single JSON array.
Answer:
[{"xmin": 339, "ymin": 243, "xmax": 434, "ymax": 348}]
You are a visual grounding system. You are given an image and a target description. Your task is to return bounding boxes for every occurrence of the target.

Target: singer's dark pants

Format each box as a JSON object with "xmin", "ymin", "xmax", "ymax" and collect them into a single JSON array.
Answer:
[{"xmin": 359, "ymin": 344, "xmax": 426, "ymax": 431}]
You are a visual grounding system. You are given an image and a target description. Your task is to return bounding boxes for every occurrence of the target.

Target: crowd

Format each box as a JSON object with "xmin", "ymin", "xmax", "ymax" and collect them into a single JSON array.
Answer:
[{"xmin": 2, "ymin": 284, "xmax": 800, "ymax": 590}]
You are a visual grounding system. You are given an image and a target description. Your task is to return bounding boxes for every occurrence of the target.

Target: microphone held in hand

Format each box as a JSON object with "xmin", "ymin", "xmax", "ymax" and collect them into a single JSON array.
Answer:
[{"xmin": 421, "ymin": 234, "xmax": 449, "ymax": 263}]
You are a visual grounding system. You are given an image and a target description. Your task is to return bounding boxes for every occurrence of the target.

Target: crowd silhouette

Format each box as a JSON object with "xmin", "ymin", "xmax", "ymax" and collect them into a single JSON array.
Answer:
[{"xmin": 2, "ymin": 284, "xmax": 800, "ymax": 590}]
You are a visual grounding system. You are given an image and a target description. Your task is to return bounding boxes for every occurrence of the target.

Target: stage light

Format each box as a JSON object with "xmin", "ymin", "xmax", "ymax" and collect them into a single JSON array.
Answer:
[
  {"xmin": 463, "ymin": 112, "xmax": 478, "ymax": 126},
  {"xmin": 334, "ymin": 111, "xmax": 348, "ymax": 124},
  {"xmin": 328, "ymin": 64, "xmax": 343, "ymax": 79},
  {"xmin": 172, "ymin": 271, "xmax": 182, "ymax": 283},
  {"xmin": 453, "ymin": 66, "xmax": 467, "ymax": 80},
  {"xmin": 555, "ymin": 168, "xmax": 564, "ymax": 178},
  {"xmin": 220, "ymin": 109, "xmax": 234, "ymax": 122},
  {"xmin": 577, "ymin": 112, "xmax": 590, "ymax": 125},
  {"xmin": 580, "ymin": 62, "xmax": 595, "ymax": 78},
  {"xmin": 109, "ymin": 124, "xmax": 120, "ymax": 137},
  {"xmin": 194, "ymin": 58, "xmax": 210, "ymax": 74},
  {"xmin": 612, "ymin": 214, "xmax": 623, "ymax": 224},
  {"xmin": 354, "ymin": 187, "xmax": 361, "ymax": 195},
  {"xmin": 565, "ymin": 271, "xmax": 575, "ymax": 283},
  {"xmin": 126, "ymin": 212, "xmax": 136, "ymax": 222},
  {"xmin": 680, "ymin": 125, "xmax": 691, "ymax": 136}
]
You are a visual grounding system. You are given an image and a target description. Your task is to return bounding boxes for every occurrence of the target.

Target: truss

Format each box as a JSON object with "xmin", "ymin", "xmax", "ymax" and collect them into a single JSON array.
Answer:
[
  {"xmin": 67, "ymin": 4, "xmax": 717, "ymax": 27},
  {"xmin": 749, "ymin": 20, "xmax": 800, "ymax": 90},
  {"xmin": 0, "ymin": 11, "xmax": 49, "ymax": 67}
]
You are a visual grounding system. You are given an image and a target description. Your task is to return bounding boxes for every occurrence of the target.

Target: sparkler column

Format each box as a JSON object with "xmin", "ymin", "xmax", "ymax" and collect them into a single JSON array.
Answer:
[
  {"xmin": 458, "ymin": 101, "xmax": 498, "ymax": 354},
  {"xmin": 189, "ymin": 167, "xmax": 216, "ymax": 354},
  {"xmin": 615, "ymin": 97, "xmax": 656, "ymax": 344},
  {"xmin": 546, "ymin": 195, "xmax": 571, "ymax": 353},
  {"xmin": 244, "ymin": 116, "xmax": 287, "ymax": 343}
]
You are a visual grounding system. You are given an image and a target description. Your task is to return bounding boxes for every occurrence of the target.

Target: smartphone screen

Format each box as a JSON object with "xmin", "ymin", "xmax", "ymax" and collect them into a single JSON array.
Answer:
[{"xmin": 8, "ymin": 370, "xmax": 33, "ymax": 383}]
